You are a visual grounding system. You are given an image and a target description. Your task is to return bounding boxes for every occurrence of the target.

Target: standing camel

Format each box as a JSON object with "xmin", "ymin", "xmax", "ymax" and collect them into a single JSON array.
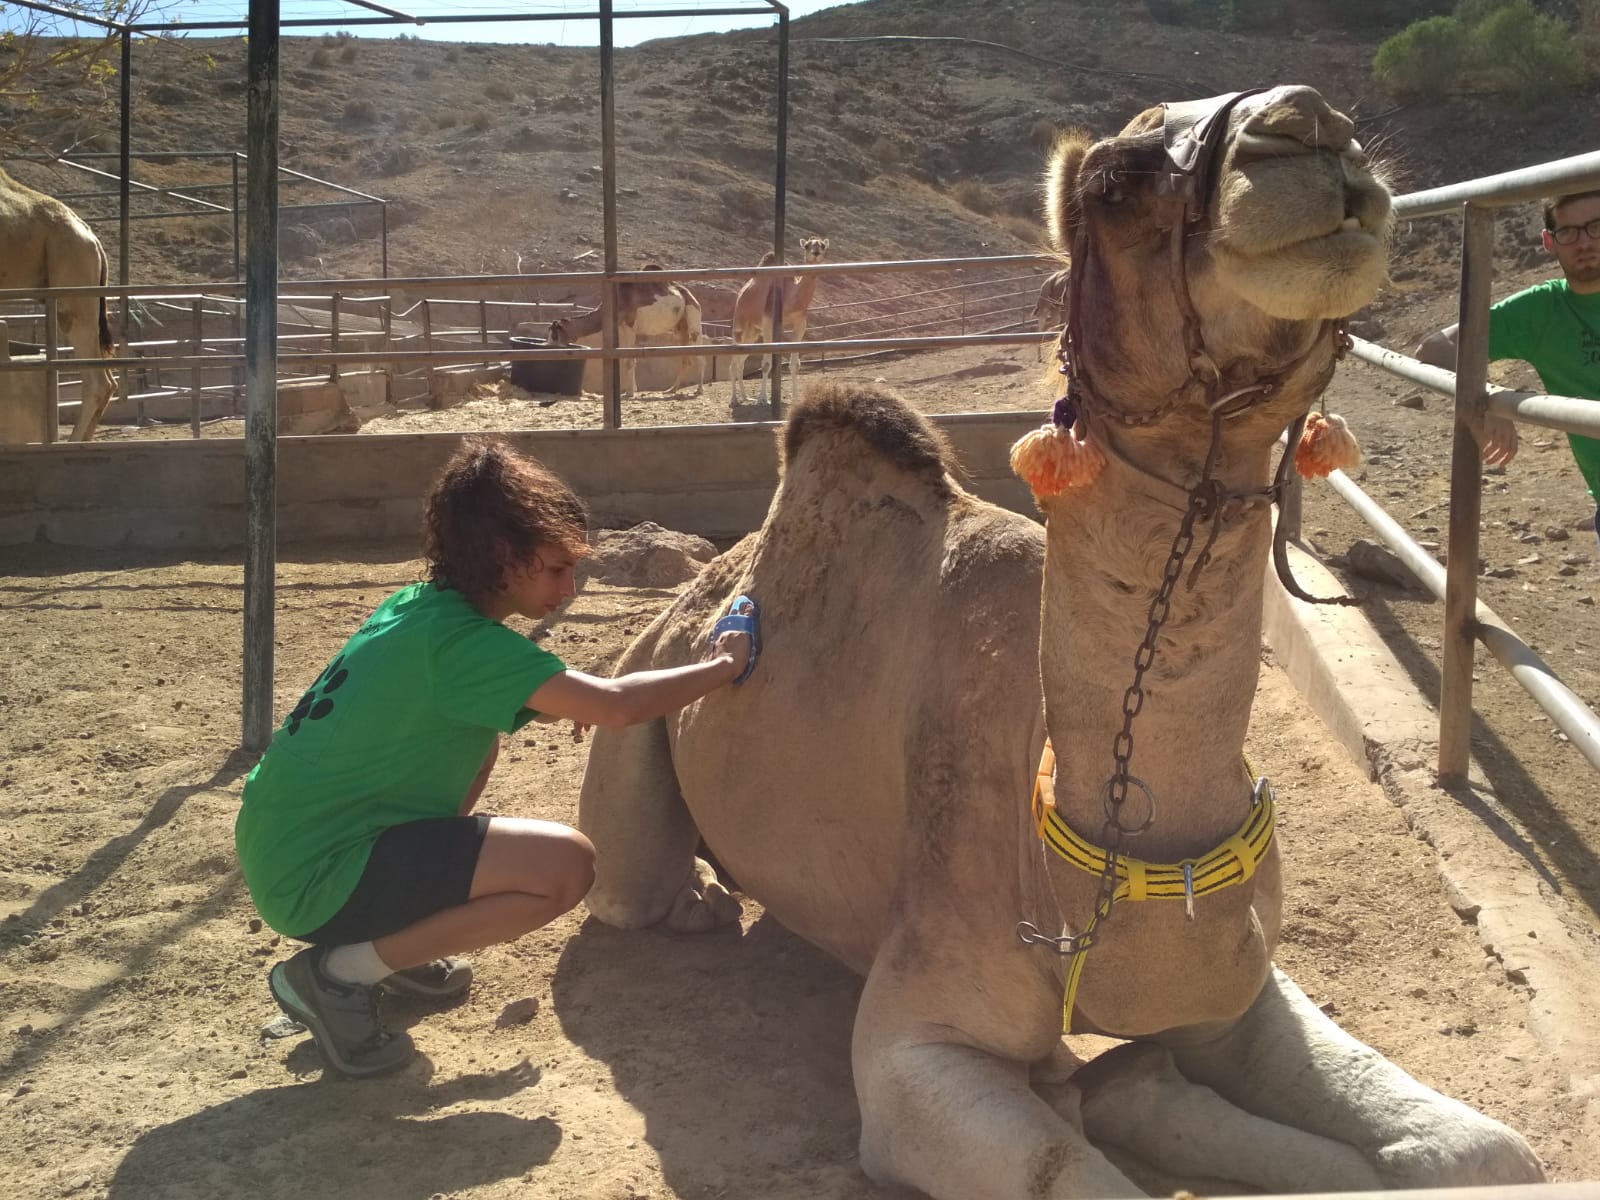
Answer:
[
  {"xmin": 728, "ymin": 235, "xmax": 828, "ymax": 407},
  {"xmin": 577, "ymin": 86, "xmax": 1541, "ymax": 1197},
  {"xmin": 0, "ymin": 167, "xmax": 116, "ymax": 441},
  {"xmin": 549, "ymin": 267, "xmax": 704, "ymax": 397},
  {"xmin": 1031, "ymin": 265, "xmax": 1070, "ymax": 361}
]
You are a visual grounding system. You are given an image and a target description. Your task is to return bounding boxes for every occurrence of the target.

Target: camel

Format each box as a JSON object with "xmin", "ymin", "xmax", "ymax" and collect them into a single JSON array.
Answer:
[
  {"xmin": 548, "ymin": 266, "xmax": 704, "ymax": 397},
  {"xmin": 577, "ymin": 86, "xmax": 1543, "ymax": 1198},
  {"xmin": 727, "ymin": 234, "xmax": 827, "ymax": 408},
  {"xmin": 1031, "ymin": 265, "xmax": 1070, "ymax": 361},
  {"xmin": 0, "ymin": 166, "xmax": 116, "ymax": 441}
]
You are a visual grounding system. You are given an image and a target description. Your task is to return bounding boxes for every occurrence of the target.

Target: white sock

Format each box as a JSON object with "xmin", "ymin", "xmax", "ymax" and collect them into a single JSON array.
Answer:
[{"xmin": 322, "ymin": 941, "xmax": 394, "ymax": 986}]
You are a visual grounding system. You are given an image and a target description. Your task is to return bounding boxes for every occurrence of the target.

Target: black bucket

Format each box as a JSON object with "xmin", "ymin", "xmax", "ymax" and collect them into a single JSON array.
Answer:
[{"xmin": 508, "ymin": 335, "xmax": 585, "ymax": 398}]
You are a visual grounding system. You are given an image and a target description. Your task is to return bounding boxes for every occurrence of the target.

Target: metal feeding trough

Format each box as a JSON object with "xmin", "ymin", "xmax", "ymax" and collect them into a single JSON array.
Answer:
[{"xmin": 507, "ymin": 335, "xmax": 585, "ymax": 399}]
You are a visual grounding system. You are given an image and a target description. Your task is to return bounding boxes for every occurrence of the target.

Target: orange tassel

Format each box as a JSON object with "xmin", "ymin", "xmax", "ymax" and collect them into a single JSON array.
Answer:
[
  {"xmin": 1010, "ymin": 422, "xmax": 1107, "ymax": 497},
  {"xmin": 1295, "ymin": 411, "xmax": 1361, "ymax": 478}
]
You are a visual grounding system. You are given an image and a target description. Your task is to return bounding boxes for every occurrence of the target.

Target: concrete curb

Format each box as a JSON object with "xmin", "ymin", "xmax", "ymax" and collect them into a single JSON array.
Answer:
[{"xmin": 1263, "ymin": 539, "xmax": 1600, "ymax": 1090}]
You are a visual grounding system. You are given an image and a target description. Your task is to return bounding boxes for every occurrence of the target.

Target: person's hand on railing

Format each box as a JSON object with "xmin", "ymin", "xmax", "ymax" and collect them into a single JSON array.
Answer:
[{"xmin": 1481, "ymin": 413, "xmax": 1519, "ymax": 467}]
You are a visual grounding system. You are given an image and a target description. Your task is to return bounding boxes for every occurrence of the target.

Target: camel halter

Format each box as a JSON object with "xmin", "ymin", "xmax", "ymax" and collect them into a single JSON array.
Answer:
[{"xmin": 1016, "ymin": 91, "xmax": 1351, "ymax": 1030}]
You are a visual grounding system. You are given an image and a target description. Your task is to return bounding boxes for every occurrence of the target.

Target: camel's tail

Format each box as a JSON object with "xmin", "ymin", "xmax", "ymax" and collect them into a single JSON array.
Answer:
[{"xmin": 96, "ymin": 242, "xmax": 114, "ymax": 354}]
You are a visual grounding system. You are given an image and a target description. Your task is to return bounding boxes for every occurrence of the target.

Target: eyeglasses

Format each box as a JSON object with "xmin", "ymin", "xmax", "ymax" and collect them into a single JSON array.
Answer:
[{"xmin": 1550, "ymin": 218, "xmax": 1600, "ymax": 245}]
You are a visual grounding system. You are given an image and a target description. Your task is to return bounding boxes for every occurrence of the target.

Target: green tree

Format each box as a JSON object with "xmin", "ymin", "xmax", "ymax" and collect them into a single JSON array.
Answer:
[
  {"xmin": 0, "ymin": 0, "xmax": 181, "ymax": 153},
  {"xmin": 1373, "ymin": 15, "xmax": 1470, "ymax": 98}
]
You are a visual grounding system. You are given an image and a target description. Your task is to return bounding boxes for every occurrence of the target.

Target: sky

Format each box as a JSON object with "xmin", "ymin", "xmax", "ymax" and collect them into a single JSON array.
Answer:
[{"xmin": 12, "ymin": 0, "xmax": 868, "ymax": 45}]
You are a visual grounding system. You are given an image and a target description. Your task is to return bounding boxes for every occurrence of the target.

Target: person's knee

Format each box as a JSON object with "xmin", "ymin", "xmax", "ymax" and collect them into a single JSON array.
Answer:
[{"xmin": 551, "ymin": 829, "xmax": 596, "ymax": 913}]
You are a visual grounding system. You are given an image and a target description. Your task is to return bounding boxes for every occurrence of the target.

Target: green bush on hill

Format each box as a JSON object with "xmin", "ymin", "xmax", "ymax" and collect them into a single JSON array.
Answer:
[{"xmin": 1374, "ymin": 0, "xmax": 1590, "ymax": 104}]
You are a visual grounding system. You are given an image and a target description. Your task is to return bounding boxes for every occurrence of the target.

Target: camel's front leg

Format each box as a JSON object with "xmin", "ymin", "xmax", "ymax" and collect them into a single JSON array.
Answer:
[
  {"xmin": 1162, "ymin": 967, "xmax": 1543, "ymax": 1188},
  {"xmin": 577, "ymin": 717, "xmax": 740, "ymax": 933},
  {"xmin": 787, "ymin": 315, "xmax": 806, "ymax": 393},
  {"xmin": 852, "ymin": 966, "xmax": 1143, "ymax": 1200},
  {"xmin": 617, "ymin": 324, "xmax": 639, "ymax": 396}
]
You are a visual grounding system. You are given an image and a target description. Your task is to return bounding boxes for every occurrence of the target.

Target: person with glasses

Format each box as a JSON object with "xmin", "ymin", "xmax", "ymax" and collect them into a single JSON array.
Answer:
[{"xmin": 1416, "ymin": 190, "xmax": 1600, "ymax": 544}]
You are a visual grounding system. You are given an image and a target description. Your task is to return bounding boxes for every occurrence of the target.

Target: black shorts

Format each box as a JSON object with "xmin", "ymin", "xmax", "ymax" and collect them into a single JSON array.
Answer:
[{"xmin": 299, "ymin": 813, "xmax": 490, "ymax": 945}]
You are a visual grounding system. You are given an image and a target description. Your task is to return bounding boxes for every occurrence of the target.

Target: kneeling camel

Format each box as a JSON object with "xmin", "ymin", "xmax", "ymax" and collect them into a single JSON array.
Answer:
[{"xmin": 579, "ymin": 86, "xmax": 1542, "ymax": 1197}]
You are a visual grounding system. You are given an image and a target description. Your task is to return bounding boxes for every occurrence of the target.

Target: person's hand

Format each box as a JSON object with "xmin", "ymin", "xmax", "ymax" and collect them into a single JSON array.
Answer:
[
  {"xmin": 712, "ymin": 628, "xmax": 751, "ymax": 681},
  {"xmin": 1481, "ymin": 414, "xmax": 1519, "ymax": 467}
]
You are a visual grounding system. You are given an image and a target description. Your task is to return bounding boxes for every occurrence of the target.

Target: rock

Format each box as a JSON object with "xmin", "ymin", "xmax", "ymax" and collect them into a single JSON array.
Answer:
[
  {"xmin": 1347, "ymin": 317, "xmax": 1384, "ymax": 341},
  {"xmin": 1545, "ymin": 526, "xmax": 1570, "ymax": 542},
  {"xmin": 1345, "ymin": 539, "xmax": 1416, "ymax": 589},
  {"xmin": 1484, "ymin": 566, "xmax": 1517, "ymax": 579},
  {"xmin": 1516, "ymin": 553, "xmax": 1541, "ymax": 565},
  {"xmin": 578, "ymin": 523, "xmax": 717, "ymax": 588},
  {"xmin": 1393, "ymin": 391, "xmax": 1426, "ymax": 410},
  {"xmin": 496, "ymin": 997, "xmax": 539, "ymax": 1027},
  {"xmin": 248, "ymin": 918, "xmax": 263, "ymax": 934},
  {"xmin": 1573, "ymin": 512, "xmax": 1597, "ymax": 532},
  {"xmin": 1562, "ymin": 554, "xmax": 1589, "ymax": 567}
]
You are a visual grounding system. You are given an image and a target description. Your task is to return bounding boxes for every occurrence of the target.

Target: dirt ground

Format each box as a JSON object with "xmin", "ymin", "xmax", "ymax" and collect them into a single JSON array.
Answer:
[{"xmin": 10, "ymin": 343, "xmax": 1600, "ymax": 1196}]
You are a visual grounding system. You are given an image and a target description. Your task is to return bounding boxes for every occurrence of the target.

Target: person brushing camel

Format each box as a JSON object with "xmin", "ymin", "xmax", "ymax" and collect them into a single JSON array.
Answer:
[{"xmin": 235, "ymin": 436, "xmax": 757, "ymax": 1078}]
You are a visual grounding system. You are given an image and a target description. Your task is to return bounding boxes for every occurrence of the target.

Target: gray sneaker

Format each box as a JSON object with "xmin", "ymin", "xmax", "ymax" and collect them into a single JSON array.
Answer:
[
  {"xmin": 268, "ymin": 945, "xmax": 414, "ymax": 1078},
  {"xmin": 380, "ymin": 958, "xmax": 473, "ymax": 1001}
]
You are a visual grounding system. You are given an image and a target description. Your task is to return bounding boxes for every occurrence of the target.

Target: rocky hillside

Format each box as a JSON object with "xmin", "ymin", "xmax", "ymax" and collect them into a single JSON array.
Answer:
[{"xmin": 3, "ymin": 0, "xmax": 1596, "ymax": 325}]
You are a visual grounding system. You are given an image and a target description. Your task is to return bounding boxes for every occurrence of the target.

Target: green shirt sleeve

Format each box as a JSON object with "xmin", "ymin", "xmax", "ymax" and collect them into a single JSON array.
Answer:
[
  {"xmin": 430, "ymin": 620, "xmax": 567, "ymax": 733},
  {"xmin": 1488, "ymin": 283, "xmax": 1553, "ymax": 366}
]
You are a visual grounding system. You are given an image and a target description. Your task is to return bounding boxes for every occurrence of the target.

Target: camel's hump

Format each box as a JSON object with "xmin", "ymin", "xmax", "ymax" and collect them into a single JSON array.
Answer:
[{"xmin": 781, "ymin": 382, "xmax": 955, "ymax": 494}]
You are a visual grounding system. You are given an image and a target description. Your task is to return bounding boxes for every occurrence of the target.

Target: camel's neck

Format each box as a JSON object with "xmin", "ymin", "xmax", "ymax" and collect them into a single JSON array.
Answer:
[
  {"xmin": 1039, "ymin": 449, "xmax": 1274, "ymax": 859},
  {"xmin": 787, "ymin": 271, "xmax": 819, "ymax": 315}
]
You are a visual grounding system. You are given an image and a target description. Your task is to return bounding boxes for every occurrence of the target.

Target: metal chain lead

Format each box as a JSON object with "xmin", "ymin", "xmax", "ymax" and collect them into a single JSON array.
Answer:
[{"xmin": 1092, "ymin": 411, "xmax": 1228, "ymax": 935}]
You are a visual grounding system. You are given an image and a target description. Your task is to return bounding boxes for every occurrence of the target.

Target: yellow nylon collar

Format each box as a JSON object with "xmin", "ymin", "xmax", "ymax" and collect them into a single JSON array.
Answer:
[{"xmin": 1028, "ymin": 739, "xmax": 1277, "ymax": 1028}]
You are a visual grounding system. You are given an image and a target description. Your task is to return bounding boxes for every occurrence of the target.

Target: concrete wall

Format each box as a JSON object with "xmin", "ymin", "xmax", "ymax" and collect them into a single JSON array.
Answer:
[{"xmin": 0, "ymin": 412, "xmax": 1040, "ymax": 549}]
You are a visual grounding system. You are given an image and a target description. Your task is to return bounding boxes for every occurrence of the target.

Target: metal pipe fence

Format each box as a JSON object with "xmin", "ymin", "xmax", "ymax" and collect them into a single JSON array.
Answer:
[
  {"xmin": 1, "ymin": 256, "xmax": 1054, "ymax": 432},
  {"xmin": 1328, "ymin": 148, "xmax": 1600, "ymax": 783}
]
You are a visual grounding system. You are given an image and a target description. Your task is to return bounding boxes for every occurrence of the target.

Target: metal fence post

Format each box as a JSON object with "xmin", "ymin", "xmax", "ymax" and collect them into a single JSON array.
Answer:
[
  {"xmin": 330, "ymin": 291, "xmax": 342, "ymax": 383},
  {"xmin": 191, "ymin": 297, "xmax": 204, "ymax": 438},
  {"xmin": 1439, "ymin": 203, "xmax": 1494, "ymax": 783},
  {"xmin": 42, "ymin": 298, "xmax": 58, "ymax": 444}
]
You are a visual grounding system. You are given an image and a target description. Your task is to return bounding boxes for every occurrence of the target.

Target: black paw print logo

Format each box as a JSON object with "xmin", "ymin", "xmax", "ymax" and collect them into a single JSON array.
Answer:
[{"xmin": 285, "ymin": 655, "xmax": 349, "ymax": 735}]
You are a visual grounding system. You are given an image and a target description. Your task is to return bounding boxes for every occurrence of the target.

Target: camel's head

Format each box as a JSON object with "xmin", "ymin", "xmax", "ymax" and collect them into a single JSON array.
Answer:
[
  {"xmin": 1042, "ymin": 86, "xmax": 1390, "ymax": 437},
  {"xmin": 799, "ymin": 236, "xmax": 829, "ymax": 264}
]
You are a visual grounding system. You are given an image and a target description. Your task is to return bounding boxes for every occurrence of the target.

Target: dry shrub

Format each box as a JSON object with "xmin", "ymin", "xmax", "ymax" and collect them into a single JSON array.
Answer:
[
  {"xmin": 339, "ymin": 43, "xmax": 359, "ymax": 63},
  {"xmin": 869, "ymin": 136, "xmax": 901, "ymax": 167},
  {"xmin": 467, "ymin": 110, "xmax": 493, "ymax": 132},
  {"xmin": 1029, "ymin": 118, "xmax": 1057, "ymax": 148},
  {"xmin": 484, "ymin": 80, "xmax": 515, "ymax": 102},
  {"xmin": 951, "ymin": 178, "xmax": 998, "ymax": 215},
  {"xmin": 412, "ymin": 62, "xmax": 433, "ymax": 80},
  {"xmin": 309, "ymin": 48, "xmax": 332, "ymax": 68},
  {"xmin": 721, "ymin": 186, "xmax": 768, "ymax": 223},
  {"xmin": 343, "ymin": 98, "xmax": 378, "ymax": 124}
]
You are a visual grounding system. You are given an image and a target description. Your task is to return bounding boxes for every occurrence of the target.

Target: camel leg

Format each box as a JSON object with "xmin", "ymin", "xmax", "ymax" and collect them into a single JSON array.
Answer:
[
  {"xmin": 63, "ymin": 296, "xmax": 114, "ymax": 441},
  {"xmin": 728, "ymin": 349, "xmax": 748, "ymax": 406},
  {"xmin": 1160, "ymin": 967, "xmax": 1543, "ymax": 1188},
  {"xmin": 577, "ymin": 716, "xmax": 741, "ymax": 933},
  {"xmin": 618, "ymin": 324, "xmax": 638, "ymax": 397},
  {"xmin": 1070, "ymin": 1040, "xmax": 1382, "ymax": 1194},
  {"xmin": 852, "ymin": 963, "xmax": 1144, "ymax": 1200}
]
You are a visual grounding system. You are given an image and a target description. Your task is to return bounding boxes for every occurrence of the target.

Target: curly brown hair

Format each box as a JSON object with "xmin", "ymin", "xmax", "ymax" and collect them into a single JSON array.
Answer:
[{"xmin": 423, "ymin": 437, "xmax": 588, "ymax": 610}]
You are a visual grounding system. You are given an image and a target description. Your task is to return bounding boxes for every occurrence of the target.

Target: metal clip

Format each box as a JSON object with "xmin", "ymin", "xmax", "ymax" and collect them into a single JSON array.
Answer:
[
  {"xmin": 1016, "ymin": 921, "xmax": 1088, "ymax": 955},
  {"xmin": 1182, "ymin": 862, "xmax": 1196, "ymax": 921}
]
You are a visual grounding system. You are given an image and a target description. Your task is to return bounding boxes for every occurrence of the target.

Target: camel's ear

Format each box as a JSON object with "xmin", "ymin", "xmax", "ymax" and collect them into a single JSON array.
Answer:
[{"xmin": 1043, "ymin": 130, "xmax": 1092, "ymax": 254}]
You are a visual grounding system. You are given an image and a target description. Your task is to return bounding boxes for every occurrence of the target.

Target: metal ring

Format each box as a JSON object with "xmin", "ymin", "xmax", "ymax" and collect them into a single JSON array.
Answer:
[{"xmin": 1103, "ymin": 775, "xmax": 1157, "ymax": 835}]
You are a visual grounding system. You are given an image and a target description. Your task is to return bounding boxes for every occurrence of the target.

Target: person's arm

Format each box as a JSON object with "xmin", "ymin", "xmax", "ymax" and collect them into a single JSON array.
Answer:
[
  {"xmin": 1415, "ymin": 324, "xmax": 1458, "ymax": 370},
  {"xmin": 524, "ymin": 629, "xmax": 750, "ymax": 729},
  {"xmin": 1413, "ymin": 323, "xmax": 1518, "ymax": 467}
]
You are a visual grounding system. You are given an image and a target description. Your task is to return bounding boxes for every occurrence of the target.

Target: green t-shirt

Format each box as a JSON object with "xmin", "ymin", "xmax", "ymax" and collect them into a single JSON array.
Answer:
[
  {"xmin": 1488, "ymin": 278, "xmax": 1600, "ymax": 500},
  {"xmin": 234, "ymin": 582, "xmax": 567, "ymax": 936}
]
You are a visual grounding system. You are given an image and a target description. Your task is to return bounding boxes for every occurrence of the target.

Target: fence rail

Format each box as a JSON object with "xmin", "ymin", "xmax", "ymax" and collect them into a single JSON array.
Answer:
[
  {"xmin": 1332, "ymin": 149, "xmax": 1600, "ymax": 783},
  {"xmin": 2, "ymin": 256, "xmax": 1055, "ymax": 428}
]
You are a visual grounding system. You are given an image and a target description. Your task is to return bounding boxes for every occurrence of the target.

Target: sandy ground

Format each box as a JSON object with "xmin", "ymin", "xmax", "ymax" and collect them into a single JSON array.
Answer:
[{"xmin": 10, "ymin": 344, "xmax": 1600, "ymax": 1196}]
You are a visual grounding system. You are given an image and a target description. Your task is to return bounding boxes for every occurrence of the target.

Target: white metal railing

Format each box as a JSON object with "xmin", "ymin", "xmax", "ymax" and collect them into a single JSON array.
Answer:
[
  {"xmin": 0, "ymin": 256, "xmax": 1053, "ymax": 437},
  {"xmin": 1329, "ymin": 150, "xmax": 1600, "ymax": 781}
]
